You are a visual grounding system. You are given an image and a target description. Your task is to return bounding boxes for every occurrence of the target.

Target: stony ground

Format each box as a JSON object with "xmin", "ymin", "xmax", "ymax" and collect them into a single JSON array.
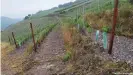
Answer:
[
  {"xmin": 90, "ymin": 31, "xmax": 133, "ymax": 65},
  {"xmin": 25, "ymin": 26, "xmax": 65, "ymax": 75}
]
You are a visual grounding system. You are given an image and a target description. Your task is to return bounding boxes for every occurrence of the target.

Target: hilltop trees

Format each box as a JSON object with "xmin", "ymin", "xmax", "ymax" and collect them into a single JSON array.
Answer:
[
  {"xmin": 129, "ymin": 0, "xmax": 133, "ymax": 4},
  {"xmin": 24, "ymin": 14, "xmax": 31, "ymax": 20},
  {"xmin": 58, "ymin": 2, "xmax": 73, "ymax": 8}
]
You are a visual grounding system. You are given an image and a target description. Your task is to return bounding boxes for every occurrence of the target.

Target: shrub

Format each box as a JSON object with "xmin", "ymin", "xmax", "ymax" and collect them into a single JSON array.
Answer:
[
  {"xmin": 24, "ymin": 43, "xmax": 34, "ymax": 56},
  {"xmin": 129, "ymin": 0, "xmax": 133, "ymax": 4},
  {"xmin": 102, "ymin": 26, "xmax": 109, "ymax": 32},
  {"xmin": 63, "ymin": 51, "xmax": 71, "ymax": 62}
]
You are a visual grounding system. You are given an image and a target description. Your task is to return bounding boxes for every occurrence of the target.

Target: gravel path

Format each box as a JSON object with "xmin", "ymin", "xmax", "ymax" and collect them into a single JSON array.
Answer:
[
  {"xmin": 25, "ymin": 26, "xmax": 65, "ymax": 75},
  {"xmin": 90, "ymin": 31, "xmax": 133, "ymax": 65}
]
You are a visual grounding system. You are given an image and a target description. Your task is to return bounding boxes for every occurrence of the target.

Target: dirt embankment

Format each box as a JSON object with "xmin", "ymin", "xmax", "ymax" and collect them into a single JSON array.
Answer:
[{"xmin": 50, "ymin": 24, "xmax": 133, "ymax": 75}]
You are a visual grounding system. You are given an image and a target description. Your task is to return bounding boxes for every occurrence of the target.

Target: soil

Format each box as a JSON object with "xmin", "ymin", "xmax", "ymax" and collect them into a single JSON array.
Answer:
[
  {"xmin": 89, "ymin": 31, "xmax": 133, "ymax": 65},
  {"xmin": 1, "ymin": 26, "xmax": 65, "ymax": 75},
  {"xmin": 24, "ymin": 26, "xmax": 65, "ymax": 75},
  {"xmin": 1, "ymin": 41, "xmax": 28, "ymax": 75}
]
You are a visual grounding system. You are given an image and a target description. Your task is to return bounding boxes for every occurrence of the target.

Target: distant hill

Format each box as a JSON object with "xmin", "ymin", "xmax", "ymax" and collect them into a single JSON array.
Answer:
[{"xmin": 1, "ymin": 16, "xmax": 22, "ymax": 31}]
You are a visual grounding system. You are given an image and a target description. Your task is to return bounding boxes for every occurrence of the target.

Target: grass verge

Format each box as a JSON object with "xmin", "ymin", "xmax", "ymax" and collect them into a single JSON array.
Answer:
[
  {"xmin": 59, "ymin": 19, "xmax": 133, "ymax": 74},
  {"xmin": 85, "ymin": 2, "xmax": 133, "ymax": 37}
]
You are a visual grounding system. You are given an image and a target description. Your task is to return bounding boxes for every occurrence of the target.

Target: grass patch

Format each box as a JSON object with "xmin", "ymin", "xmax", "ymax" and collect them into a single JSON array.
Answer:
[
  {"xmin": 58, "ymin": 18, "xmax": 133, "ymax": 74},
  {"xmin": 63, "ymin": 50, "xmax": 71, "ymax": 62},
  {"xmin": 24, "ymin": 43, "xmax": 34, "ymax": 56},
  {"xmin": 1, "ymin": 42, "xmax": 15, "ymax": 58},
  {"xmin": 85, "ymin": 2, "xmax": 133, "ymax": 37}
]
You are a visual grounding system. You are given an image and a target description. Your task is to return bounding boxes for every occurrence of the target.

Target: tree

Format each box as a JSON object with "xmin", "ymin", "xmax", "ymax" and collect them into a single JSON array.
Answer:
[
  {"xmin": 129, "ymin": 0, "xmax": 133, "ymax": 4},
  {"xmin": 28, "ymin": 14, "xmax": 31, "ymax": 17},
  {"xmin": 58, "ymin": 2, "xmax": 73, "ymax": 8},
  {"xmin": 24, "ymin": 16, "xmax": 29, "ymax": 20},
  {"xmin": 24, "ymin": 14, "xmax": 31, "ymax": 20}
]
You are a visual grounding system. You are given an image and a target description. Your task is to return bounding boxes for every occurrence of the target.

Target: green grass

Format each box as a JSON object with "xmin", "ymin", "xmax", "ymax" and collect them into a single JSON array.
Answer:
[
  {"xmin": 58, "ymin": 0, "xmax": 132, "ymax": 37},
  {"xmin": 35, "ymin": 23, "xmax": 56, "ymax": 45},
  {"xmin": 60, "ymin": 0, "xmax": 129, "ymax": 19},
  {"xmin": 63, "ymin": 51, "xmax": 71, "ymax": 62}
]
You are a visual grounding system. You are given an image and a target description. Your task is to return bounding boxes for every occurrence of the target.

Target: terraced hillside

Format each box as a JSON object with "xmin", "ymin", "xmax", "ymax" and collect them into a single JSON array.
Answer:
[{"xmin": 1, "ymin": 0, "xmax": 133, "ymax": 75}]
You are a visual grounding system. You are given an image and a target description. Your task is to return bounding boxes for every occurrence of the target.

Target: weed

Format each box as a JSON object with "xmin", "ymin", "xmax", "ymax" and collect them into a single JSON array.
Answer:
[
  {"xmin": 85, "ymin": 2, "xmax": 133, "ymax": 37},
  {"xmin": 1, "ymin": 42, "xmax": 15, "ymax": 58},
  {"xmin": 24, "ymin": 43, "xmax": 34, "ymax": 56},
  {"xmin": 59, "ymin": 18, "xmax": 132, "ymax": 74},
  {"xmin": 63, "ymin": 51, "xmax": 71, "ymax": 62}
]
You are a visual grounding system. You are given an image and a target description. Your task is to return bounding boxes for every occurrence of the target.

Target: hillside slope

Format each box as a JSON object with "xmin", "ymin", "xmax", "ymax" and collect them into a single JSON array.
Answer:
[{"xmin": 1, "ymin": 0, "xmax": 133, "ymax": 75}]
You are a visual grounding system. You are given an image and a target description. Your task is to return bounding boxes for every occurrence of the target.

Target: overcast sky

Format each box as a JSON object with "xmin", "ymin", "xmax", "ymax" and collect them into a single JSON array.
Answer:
[{"xmin": 1, "ymin": 0, "xmax": 75, "ymax": 19}]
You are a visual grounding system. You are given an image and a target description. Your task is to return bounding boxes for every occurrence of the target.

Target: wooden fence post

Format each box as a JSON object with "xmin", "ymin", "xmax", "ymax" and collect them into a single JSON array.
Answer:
[
  {"xmin": 12, "ymin": 32, "xmax": 18, "ymax": 48},
  {"xmin": 30, "ymin": 23, "xmax": 37, "ymax": 52},
  {"xmin": 108, "ymin": 0, "xmax": 119, "ymax": 54},
  {"xmin": 8, "ymin": 36, "xmax": 11, "ymax": 44}
]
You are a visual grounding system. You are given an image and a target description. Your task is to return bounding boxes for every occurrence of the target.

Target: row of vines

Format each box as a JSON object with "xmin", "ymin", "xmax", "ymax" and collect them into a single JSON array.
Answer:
[{"xmin": 2, "ymin": 16, "xmax": 58, "ymax": 53}]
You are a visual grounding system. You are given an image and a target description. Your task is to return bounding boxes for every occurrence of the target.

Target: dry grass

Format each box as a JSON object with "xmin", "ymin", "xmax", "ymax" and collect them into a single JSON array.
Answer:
[
  {"xmin": 61, "ymin": 23, "xmax": 73, "ymax": 46},
  {"xmin": 1, "ymin": 42, "xmax": 15, "ymax": 59},
  {"xmin": 1, "ymin": 42, "xmax": 25, "ymax": 74},
  {"xmin": 85, "ymin": 3, "xmax": 133, "ymax": 37},
  {"xmin": 85, "ymin": 10, "xmax": 113, "ymax": 30},
  {"xmin": 24, "ymin": 43, "xmax": 34, "ymax": 56},
  {"xmin": 66, "ymin": 34, "xmax": 132, "ymax": 74},
  {"xmin": 61, "ymin": 23, "xmax": 81, "ymax": 61},
  {"xmin": 1, "ymin": 42, "xmax": 37, "ymax": 74},
  {"xmin": 58, "ymin": 23, "xmax": 133, "ymax": 74},
  {"xmin": 61, "ymin": 24, "xmax": 73, "ymax": 62}
]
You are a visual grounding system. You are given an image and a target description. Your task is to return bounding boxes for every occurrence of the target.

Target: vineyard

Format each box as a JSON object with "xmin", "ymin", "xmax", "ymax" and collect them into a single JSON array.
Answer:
[{"xmin": 1, "ymin": 0, "xmax": 133, "ymax": 75}]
